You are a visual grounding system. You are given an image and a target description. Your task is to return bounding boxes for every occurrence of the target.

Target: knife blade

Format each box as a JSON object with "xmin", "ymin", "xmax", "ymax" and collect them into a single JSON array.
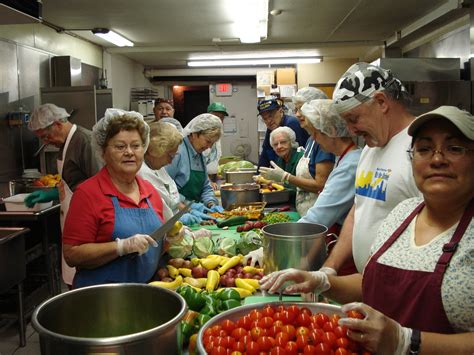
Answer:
[
  {"xmin": 149, "ymin": 201, "xmax": 192, "ymax": 242},
  {"xmin": 128, "ymin": 201, "xmax": 192, "ymax": 258}
]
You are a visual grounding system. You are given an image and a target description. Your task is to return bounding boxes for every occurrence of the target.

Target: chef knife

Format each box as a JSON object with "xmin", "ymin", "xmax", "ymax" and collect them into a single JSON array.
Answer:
[{"xmin": 128, "ymin": 201, "xmax": 192, "ymax": 258}]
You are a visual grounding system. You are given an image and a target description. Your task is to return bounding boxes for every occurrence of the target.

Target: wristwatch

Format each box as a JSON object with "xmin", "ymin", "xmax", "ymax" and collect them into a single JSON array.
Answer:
[{"xmin": 409, "ymin": 329, "xmax": 421, "ymax": 355}]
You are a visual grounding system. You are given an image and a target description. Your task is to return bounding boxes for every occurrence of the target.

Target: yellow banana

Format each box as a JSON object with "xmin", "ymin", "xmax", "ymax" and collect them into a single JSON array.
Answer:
[{"xmin": 149, "ymin": 275, "xmax": 183, "ymax": 290}]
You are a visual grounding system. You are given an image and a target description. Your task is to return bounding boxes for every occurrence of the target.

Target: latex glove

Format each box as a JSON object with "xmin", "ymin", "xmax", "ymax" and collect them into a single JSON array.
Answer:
[
  {"xmin": 260, "ymin": 269, "xmax": 330, "ymax": 294},
  {"xmin": 190, "ymin": 209, "xmax": 217, "ymax": 221},
  {"xmin": 207, "ymin": 204, "xmax": 224, "ymax": 213},
  {"xmin": 190, "ymin": 202, "xmax": 208, "ymax": 213},
  {"xmin": 243, "ymin": 247, "xmax": 263, "ymax": 267},
  {"xmin": 116, "ymin": 234, "xmax": 158, "ymax": 256},
  {"xmin": 24, "ymin": 188, "xmax": 59, "ymax": 208},
  {"xmin": 339, "ymin": 302, "xmax": 411, "ymax": 355},
  {"xmin": 319, "ymin": 266, "xmax": 338, "ymax": 276},
  {"xmin": 259, "ymin": 161, "xmax": 287, "ymax": 183},
  {"xmin": 180, "ymin": 213, "xmax": 201, "ymax": 226}
]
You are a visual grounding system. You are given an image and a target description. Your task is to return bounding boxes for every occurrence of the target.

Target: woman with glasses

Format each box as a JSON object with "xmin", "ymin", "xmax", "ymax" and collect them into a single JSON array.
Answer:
[
  {"xmin": 261, "ymin": 106, "xmax": 474, "ymax": 354},
  {"xmin": 62, "ymin": 109, "xmax": 165, "ymax": 288},
  {"xmin": 166, "ymin": 113, "xmax": 225, "ymax": 217}
]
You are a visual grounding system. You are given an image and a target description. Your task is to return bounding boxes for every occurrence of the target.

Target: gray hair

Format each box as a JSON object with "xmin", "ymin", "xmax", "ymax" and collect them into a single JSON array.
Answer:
[
  {"xmin": 147, "ymin": 121, "xmax": 183, "ymax": 158},
  {"xmin": 270, "ymin": 126, "xmax": 299, "ymax": 148}
]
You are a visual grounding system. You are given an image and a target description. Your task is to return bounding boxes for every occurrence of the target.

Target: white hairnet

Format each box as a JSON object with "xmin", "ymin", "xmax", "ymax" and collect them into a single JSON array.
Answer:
[
  {"xmin": 183, "ymin": 113, "xmax": 223, "ymax": 136},
  {"xmin": 301, "ymin": 99, "xmax": 352, "ymax": 138},
  {"xmin": 92, "ymin": 108, "xmax": 150, "ymax": 163},
  {"xmin": 292, "ymin": 87, "xmax": 328, "ymax": 104},
  {"xmin": 160, "ymin": 117, "xmax": 184, "ymax": 134},
  {"xmin": 28, "ymin": 103, "xmax": 70, "ymax": 131},
  {"xmin": 270, "ymin": 126, "xmax": 299, "ymax": 148}
]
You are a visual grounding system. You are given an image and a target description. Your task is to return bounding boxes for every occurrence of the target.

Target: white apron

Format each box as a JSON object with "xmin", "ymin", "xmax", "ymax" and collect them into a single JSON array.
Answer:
[
  {"xmin": 295, "ymin": 140, "xmax": 319, "ymax": 217},
  {"xmin": 57, "ymin": 124, "xmax": 77, "ymax": 286}
]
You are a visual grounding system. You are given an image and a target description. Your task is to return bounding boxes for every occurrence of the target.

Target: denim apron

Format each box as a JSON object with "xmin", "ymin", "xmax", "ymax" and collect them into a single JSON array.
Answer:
[{"xmin": 73, "ymin": 196, "xmax": 162, "ymax": 288}]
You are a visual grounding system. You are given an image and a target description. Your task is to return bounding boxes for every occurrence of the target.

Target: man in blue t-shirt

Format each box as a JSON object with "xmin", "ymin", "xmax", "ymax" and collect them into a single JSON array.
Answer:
[{"xmin": 257, "ymin": 98, "xmax": 309, "ymax": 167}]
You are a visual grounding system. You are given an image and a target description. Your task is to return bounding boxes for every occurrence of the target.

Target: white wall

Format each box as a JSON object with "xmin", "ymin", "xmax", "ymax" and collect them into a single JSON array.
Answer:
[{"xmin": 209, "ymin": 82, "xmax": 259, "ymax": 164}]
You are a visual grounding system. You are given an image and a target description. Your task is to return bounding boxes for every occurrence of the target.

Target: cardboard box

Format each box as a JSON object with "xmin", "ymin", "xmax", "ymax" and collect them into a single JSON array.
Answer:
[
  {"xmin": 256, "ymin": 70, "xmax": 275, "ymax": 86},
  {"xmin": 257, "ymin": 85, "xmax": 271, "ymax": 97},
  {"xmin": 276, "ymin": 68, "xmax": 296, "ymax": 85}
]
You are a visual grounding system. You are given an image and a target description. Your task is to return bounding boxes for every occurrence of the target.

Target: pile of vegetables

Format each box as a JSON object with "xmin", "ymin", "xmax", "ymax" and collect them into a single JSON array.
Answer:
[
  {"xmin": 261, "ymin": 212, "xmax": 291, "ymax": 224},
  {"xmin": 217, "ymin": 160, "xmax": 255, "ymax": 176}
]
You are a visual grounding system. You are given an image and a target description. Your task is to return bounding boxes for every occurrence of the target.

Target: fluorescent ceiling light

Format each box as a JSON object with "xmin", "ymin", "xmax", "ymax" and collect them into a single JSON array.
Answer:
[
  {"xmin": 188, "ymin": 57, "xmax": 322, "ymax": 67},
  {"xmin": 226, "ymin": 0, "xmax": 268, "ymax": 43},
  {"xmin": 92, "ymin": 28, "xmax": 134, "ymax": 47},
  {"xmin": 190, "ymin": 50, "xmax": 320, "ymax": 61}
]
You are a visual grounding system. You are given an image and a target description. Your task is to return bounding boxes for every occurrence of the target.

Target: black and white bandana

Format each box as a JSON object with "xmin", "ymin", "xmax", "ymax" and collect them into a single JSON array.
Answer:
[{"xmin": 332, "ymin": 62, "xmax": 406, "ymax": 114}]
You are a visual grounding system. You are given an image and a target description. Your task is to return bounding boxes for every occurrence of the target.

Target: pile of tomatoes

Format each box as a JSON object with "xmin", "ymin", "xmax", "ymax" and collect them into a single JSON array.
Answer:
[{"xmin": 200, "ymin": 304, "xmax": 370, "ymax": 355}]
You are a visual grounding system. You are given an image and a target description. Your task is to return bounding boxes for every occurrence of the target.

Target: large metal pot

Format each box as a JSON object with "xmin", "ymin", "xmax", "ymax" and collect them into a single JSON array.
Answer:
[
  {"xmin": 220, "ymin": 183, "xmax": 260, "ymax": 209},
  {"xmin": 32, "ymin": 283, "xmax": 187, "ymax": 355},
  {"xmin": 262, "ymin": 222, "xmax": 327, "ymax": 274},
  {"xmin": 225, "ymin": 169, "xmax": 257, "ymax": 184}
]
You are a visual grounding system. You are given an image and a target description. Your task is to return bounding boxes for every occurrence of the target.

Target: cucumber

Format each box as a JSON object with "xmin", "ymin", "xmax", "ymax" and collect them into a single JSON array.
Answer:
[{"xmin": 217, "ymin": 216, "xmax": 248, "ymax": 228}]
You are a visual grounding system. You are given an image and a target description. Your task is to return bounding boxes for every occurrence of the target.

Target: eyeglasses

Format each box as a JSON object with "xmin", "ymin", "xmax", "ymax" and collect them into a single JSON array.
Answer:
[
  {"xmin": 109, "ymin": 143, "xmax": 144, "ymax": 153},
  {"xmin": 37, "ymin": 124, "xmax": 54, "ymax": 141},
  {"xmin": 407, "ymin": 145, "xmax": 474, "ymax": 161}
]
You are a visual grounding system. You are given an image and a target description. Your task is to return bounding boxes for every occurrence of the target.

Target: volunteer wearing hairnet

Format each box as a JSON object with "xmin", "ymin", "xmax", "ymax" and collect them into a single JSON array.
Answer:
[
  {"xmin": 257, "ymin": 97, "xmax": 309, "ymax": 168},
  {"xmin": 62, "ymin": 109, "xmax": 165, "ymax": 288},
  {"xmin": 25, "ymin": 103, "xmax": 100, "ymax": 288},
  {"xmin": 153, "ymin": 98, "xmax": 175, "ymax": 121},
  {"xmin": 203, "ymin": 102, "xmax": 228, "ymax": 190},
  {"xmin": 166, "ymin": 113, "xmax": 224, "ymax": 213},
  {"xmin": 298, "ymin": 100, "xmax": 361, "ymax": 231},
  {"xmin": 264, "ymin": 127, "xmax": 303, "ymax": 203}
]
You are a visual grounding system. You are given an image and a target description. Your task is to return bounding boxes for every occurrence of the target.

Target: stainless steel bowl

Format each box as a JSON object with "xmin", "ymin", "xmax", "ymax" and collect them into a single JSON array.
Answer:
[
  {"xmin": 32, "ymin": 283, "xmax": 187, "ymax": 355},
  {"xmin": 196, "ymin": 302, "xmax": 343, "ymax": 354},
  {"xmin": 220, "ymin": 183, "xmax": 261, "ymax": 209},
  {"xmin": 225, "ymin": 170, "xmax": 257, "ymax": 184},
  {"xmin": 262, "ymin": 222, "xmax": 328, "ymax": 274}
]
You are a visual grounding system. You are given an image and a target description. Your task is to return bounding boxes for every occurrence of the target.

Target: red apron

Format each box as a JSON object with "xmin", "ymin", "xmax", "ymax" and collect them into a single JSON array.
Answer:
[{"xmin": 362, "ymin": 199, "xmax": 473, "ymax": 333}]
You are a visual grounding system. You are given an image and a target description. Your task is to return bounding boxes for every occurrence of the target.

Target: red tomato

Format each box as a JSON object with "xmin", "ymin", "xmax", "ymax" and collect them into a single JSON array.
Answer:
[
  {"xmin": 300, "ymin": 307, "xmax": 313, "ymax": 316},
  {"xmin": 213, "ymin": 336, "xmax": 226, "ymax": 348},
  {"xmin": 314, "ymin": 313, "xmax": 330, "ymax": 328},
  {"xmin": 262, "ymin": 305, "xmax": 275, "ymax": 318},
  {"xmin": 309, "ymin": 328, "xmax": 324, "ymax": 344},
  {"xmin": 346, "ymin": 310, "xmax": 364, "ymax": 319},
  {"xmin": 216, "ymin": 329, "xmax": 227, "ymax": 338},
  {"xmin": 335, "ymin": 337, "xmax": 350, "ymax": 349},
  {"xmin": 296, "ymin": 326, "xmax": 310, "ymax": 337},
  {"xmin": 322, "ymin": 331, "xmax": 337, "ymax": 349},
  {"xmin": 297, "ymin": 313, "xmax": 312, "ymax": 327},
  {"xmin": 246, "ymin": 340, "xmax": 261, "ymax": 355},
  {"xmin": 267, "ymin": 324, "xmax": 282, "ymax": 337},
  {"xmin": 223, "ymin": 335, "xmax": 236, "ymax": 349},
  {"xmin": 282, "ymin": 310, "xmax": 297, "ymax": 324},
  {"xmin": 232, "ymin": 341, "xmax": 246, "ymax": 353},
  {"xmin": 334, "ymin": 325, "xmax": 348, "ymax": 339},
  {"xmin": 275, "ymin": 331, "xmax": 290, "ymax": 347},
  {"xmin": 285, "ymin": 340, "xmax": 298, "ymax": 355},
  {"xmin": 210, "ymin": 325, "xmax": 223, "ymax": 336},
  {"xmin": 296, "ymin": 334, "xmax": 309, "ymax": 351},
  {"xmin": 240, "ymin": 335, "xmax": 253, "ymax": 345},
  {"xmin": 204, "ymin": 328, "xmax": 213, "ymax": 338},
  {"xmin": 204, "ymin": 341, "xmax": 214, "ymax": 354},
  {"xmin": 280, "ymin": 324, "xmax": 296, "ymax": 340},
  {"xmin": 231, "ymin": 327, "xmax": 248, "ymax": 340},
  {"xmin": 275, "ymin": 305, "xmax": 286, "ymax": 313},
  {"xmin": 249, "ymin": 310, "xmax": 263, "ymax": 321},
  {"xmin": 273, "ymin": 312, "xmax": 285, "ymax": 322},
  {"xmin": 257, "ymin": 316, "xmax": 274, "ymax": 329},
  {"xmin": 269, "ymin": 346, "xmax": 287, "ymax": 355},
  {"xmin": 314, "ymin": 342, "xmax": 332, "ymax": 355},
  {"xmin": 322, "ymin": 320, "xmax": 337, "ymax": 332},
  {"xmin": 237, "ymin": 315, "xmax": 253, "ymax": 330},
  {"xmin": 257, "ymin": 336, "xmax": 276, "ymax": 352},
  {"xmin": 273, "ymin": 319, "xmax": 284, "ymax": 328},
  {"xmin": 303, "ymin": 344, "xmax": 317, "ymax": 354},
  {"xmin": 335, "ymin": 348, "xmax": 350, "ymax": 355},
  {"xmin": 221, "ymin": 319, "xmax": 237, "ymax": 334},
  {"xmin": 250, "ymin": 326, "xmax": 266, "ymax": 341},
  {"xmin": 210, "ymin": 345, "xmax": 227, "ymax": 355}
]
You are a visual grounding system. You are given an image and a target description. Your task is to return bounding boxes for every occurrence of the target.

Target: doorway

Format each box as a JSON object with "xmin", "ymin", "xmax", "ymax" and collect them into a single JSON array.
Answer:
[{"xmin": 172, "ymin": 85, "xmax": 209, "ymax": 127}]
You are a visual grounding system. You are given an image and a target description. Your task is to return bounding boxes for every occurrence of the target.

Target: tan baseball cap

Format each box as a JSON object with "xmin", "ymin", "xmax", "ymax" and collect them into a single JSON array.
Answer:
[{"xmin": 408, "ymin": 106, "xmax": 474, "ymax": 140}]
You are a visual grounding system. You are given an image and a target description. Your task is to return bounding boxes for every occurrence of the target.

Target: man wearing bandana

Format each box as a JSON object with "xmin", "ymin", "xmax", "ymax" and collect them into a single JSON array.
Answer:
[{"xmin": 322, "ymin": 62, "xmax": 421, "ymax": 275}]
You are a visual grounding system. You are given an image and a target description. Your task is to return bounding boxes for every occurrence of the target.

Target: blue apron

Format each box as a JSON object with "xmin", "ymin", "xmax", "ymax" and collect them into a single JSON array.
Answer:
[{"xmin": 74, "ymin": 196, "xmax": 162, "ymax": 288}]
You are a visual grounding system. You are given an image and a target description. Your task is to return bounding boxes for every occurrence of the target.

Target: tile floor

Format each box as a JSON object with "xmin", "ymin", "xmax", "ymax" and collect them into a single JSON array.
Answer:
[{"xmin": 0, "ymin": 282, "xmax": 69, "ymax": 355}]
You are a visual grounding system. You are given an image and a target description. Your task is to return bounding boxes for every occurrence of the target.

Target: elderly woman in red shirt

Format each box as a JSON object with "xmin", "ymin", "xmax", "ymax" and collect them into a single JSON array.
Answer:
[{"xmin": 63, "ymin": 109, "xmax": 165, "ymax": 288}]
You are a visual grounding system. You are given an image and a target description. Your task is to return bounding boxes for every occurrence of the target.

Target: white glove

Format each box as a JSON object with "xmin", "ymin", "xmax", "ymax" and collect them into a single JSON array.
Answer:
[
  {"xmin": 319, "ymin": 266, "xmax": 337, "ymax": 276},
  {"xmin": 116, "ymin": 234, "xmax": 158, "ymax": 256},
  {"xmin": 259, "ymin": 161, "xmax": 289, "ymax": 183},
  {"xmin": 259, "ymin": 268, "xmax": 330, "ymax": 294},
  {"xmin": 339, "ymin": 302, "xmax": 411, "ymax": 355},
  {"xmin": 243, "ymin": 247, "xmax": 263, "ymax": 267}
]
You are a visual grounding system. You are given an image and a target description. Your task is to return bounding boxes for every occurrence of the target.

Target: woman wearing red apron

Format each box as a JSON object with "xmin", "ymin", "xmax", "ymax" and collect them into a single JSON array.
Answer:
[{"xmin": 260, "ymin": 106, "xmax": 474, "ymax": 354}]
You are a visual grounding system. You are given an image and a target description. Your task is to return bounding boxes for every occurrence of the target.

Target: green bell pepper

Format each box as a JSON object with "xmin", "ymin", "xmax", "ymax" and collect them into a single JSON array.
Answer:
[
  {"xmin": 218, "ymin": 299, "xmax": 241, "ymax": 313},
  {"xmin": 218, "ymin": 288, "xmax": 241, "ymax": 302},
  {"xmin": 177, "ymin": 285, "xmax": 206, "ymax": 312},
  {"xmin": 200, "ymin": 293, "xmax": 221, "ymax": 317},
  {"xmin": 196, "ymin": 313, "xmax": 211, "ymax": 328},
  {"xmin": 179, "ymin": 310, "xmax": 199, "ymax": 344}
]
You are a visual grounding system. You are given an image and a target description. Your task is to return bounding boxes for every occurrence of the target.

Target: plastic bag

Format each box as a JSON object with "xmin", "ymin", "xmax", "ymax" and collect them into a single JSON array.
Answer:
[{"xmin": 237, "ymin": 230, "xmax": 263, "ymax": 255}]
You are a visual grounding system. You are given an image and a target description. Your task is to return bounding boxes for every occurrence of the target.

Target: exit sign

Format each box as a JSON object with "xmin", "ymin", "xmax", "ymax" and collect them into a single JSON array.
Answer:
[{"xmin": 215, "ymin": 83, "xmax": 233, "ymax": 96}]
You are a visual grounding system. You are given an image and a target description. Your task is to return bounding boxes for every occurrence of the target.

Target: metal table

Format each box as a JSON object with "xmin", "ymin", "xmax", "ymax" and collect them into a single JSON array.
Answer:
[{"xmin": 0, "ymin": 204, "xmax": 61, "ymax": 296}]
